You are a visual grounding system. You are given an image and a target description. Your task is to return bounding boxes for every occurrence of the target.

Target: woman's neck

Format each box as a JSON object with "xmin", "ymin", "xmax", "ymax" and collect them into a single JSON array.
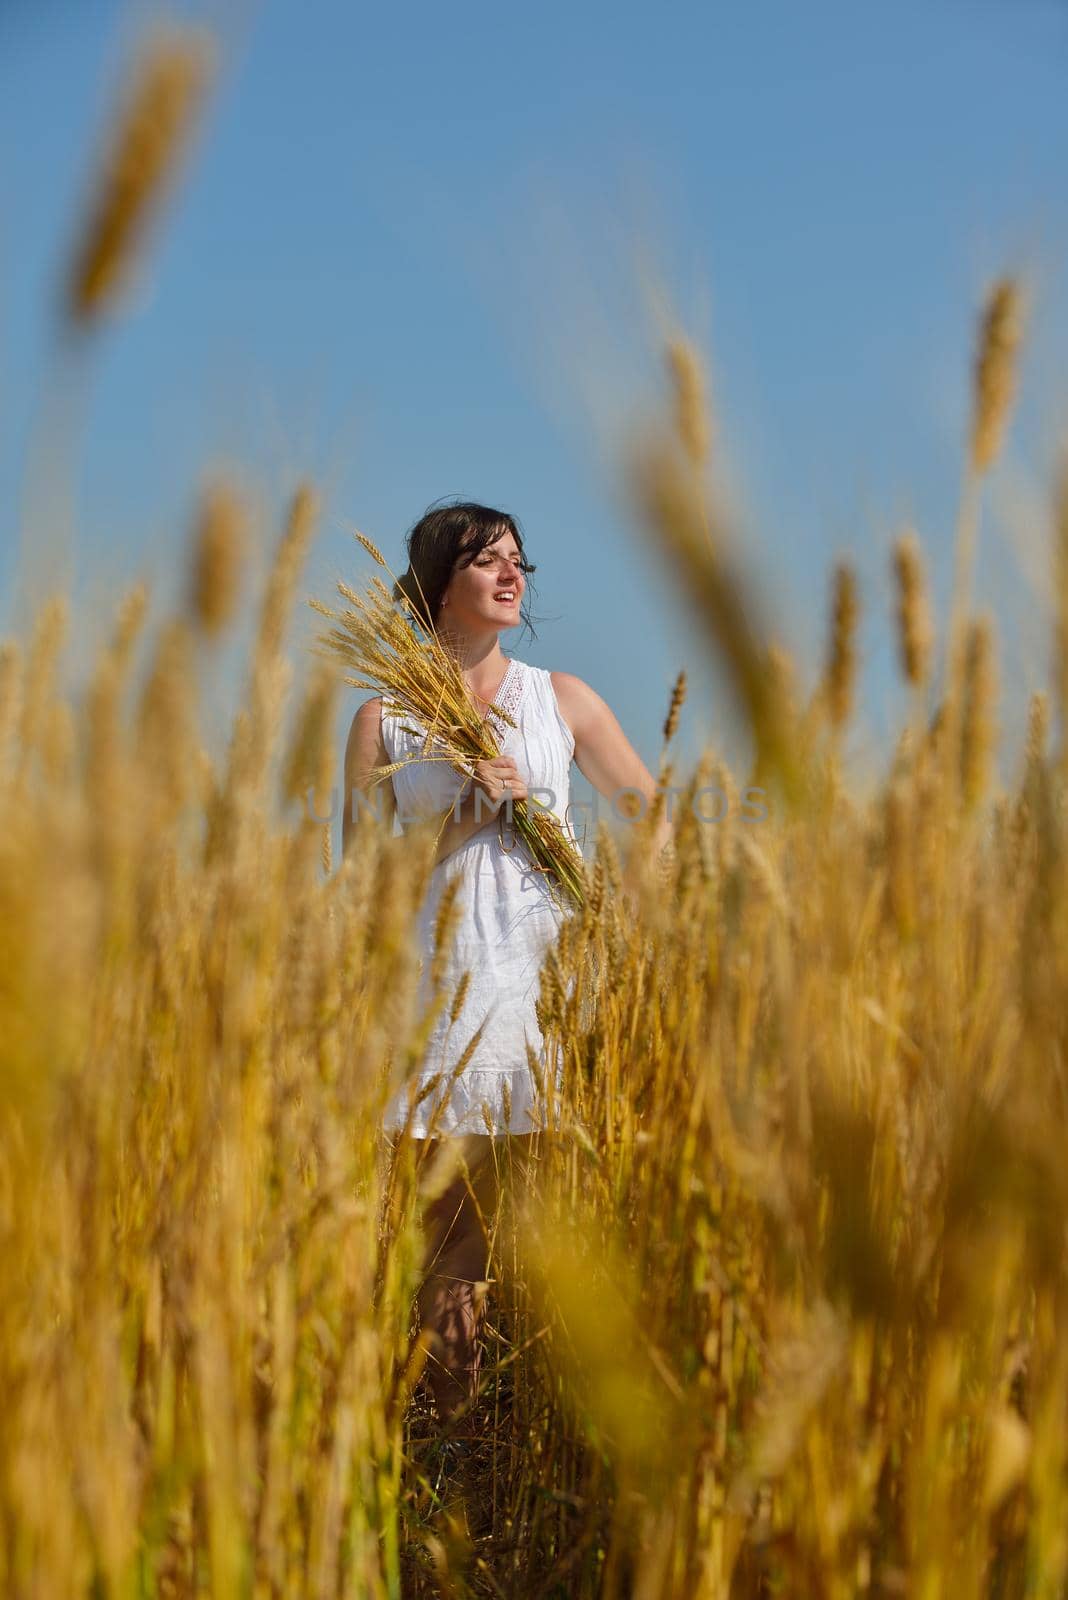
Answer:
[
  {"xmin": 437, "ymin": 627, "xmax": 509, "ymax": 694},
  {"xmin": 438, "ymin": 627, "xmax": 508, "ymax": 672}
]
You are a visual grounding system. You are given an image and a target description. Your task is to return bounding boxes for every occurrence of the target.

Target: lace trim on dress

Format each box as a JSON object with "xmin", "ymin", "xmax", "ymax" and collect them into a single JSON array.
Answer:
[{"xmin": 484, "ymin": 657, "xmax": 524, "ymax": 742}]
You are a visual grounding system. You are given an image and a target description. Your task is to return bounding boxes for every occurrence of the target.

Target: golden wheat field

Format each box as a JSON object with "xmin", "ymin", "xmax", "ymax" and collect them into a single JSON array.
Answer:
[{"xmin": 3, "ymin": 20, "xmax": 1068, "ymax": 1600}]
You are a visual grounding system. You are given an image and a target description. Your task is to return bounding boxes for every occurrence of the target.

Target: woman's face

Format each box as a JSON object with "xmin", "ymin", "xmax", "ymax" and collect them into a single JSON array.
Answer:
[{"xmin": 438, "ymin": 531, "xmax": 525, "ymax": 632}]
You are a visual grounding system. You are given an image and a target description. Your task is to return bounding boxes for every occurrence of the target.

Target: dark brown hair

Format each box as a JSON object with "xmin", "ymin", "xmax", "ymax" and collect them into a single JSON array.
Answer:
[{"xmin": 392, "ymin": 499, "xmax": 538, "ymax": 640}]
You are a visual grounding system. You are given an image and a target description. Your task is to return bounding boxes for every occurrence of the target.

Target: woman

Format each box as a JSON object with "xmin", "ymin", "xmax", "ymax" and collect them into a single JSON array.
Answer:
[{"xmin": 343, "ymin": 500, "xmax": 672, "ymax": 1425}]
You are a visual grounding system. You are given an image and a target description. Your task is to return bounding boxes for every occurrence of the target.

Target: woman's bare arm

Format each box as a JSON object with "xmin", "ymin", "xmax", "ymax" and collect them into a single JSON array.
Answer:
[
  {"xmin": 343, "ymin": 698, "xmax": 397, "ymax": 859},
  {"xmin": 551, "ymin": 671, "xmax": 674, "ymax": 858}
]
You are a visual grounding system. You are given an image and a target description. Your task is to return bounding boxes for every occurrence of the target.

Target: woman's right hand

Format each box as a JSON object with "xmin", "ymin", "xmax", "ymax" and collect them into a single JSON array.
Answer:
[{"xmin": 471, "ymin": 754, "xmax": 527, "ymax": 811}]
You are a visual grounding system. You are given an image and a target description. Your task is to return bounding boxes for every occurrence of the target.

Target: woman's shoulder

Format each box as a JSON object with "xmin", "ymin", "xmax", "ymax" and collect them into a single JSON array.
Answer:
[
  {"xmin": 542, "ymin": 670, "xmax": 620, "ymax": 743},
  {"xmin": 350, "ymin": 694, "xmax": 383, "ymax": 727},
  {"xmin": 543, "ymin": 668, "xmax": 585, "ymax": 691},
  {"xmin": 346, "ymin": 696, "xmax": 384, "ymax": 754},
  {"xmin": 544, "ymin": 668, "xmax": 594, "ymax": 715}
]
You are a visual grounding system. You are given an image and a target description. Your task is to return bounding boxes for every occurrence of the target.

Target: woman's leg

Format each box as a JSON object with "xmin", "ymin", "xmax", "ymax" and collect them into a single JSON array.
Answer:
[
  {"xmin": 413, "ymin": 1129, "xmax": 546, "ymax": 1424},
  {"xmin": 415, "ymin": 1133, "xmax": 499, "ymax": 1423}
]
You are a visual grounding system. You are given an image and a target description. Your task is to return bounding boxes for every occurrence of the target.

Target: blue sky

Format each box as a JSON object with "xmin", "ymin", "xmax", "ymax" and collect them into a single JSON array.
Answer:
[{"xmin": 3, "ymin": 0, "xmax": 1068, "ymax": 801}]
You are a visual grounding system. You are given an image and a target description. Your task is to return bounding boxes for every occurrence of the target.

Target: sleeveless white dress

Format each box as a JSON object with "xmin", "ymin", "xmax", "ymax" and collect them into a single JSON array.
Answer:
[{"xmin": 379, "ymin": 657, "xmax": 579, "ymax": 1138}]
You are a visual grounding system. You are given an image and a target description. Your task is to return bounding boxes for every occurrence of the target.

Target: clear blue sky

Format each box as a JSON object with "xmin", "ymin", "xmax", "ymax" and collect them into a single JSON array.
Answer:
[{"xmin": 3, "ymin": 0, "xmax": 1068, "ymax": 797}]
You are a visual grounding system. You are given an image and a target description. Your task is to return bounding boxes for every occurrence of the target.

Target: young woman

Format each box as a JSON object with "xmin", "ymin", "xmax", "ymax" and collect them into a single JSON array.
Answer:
[{"xmin": 343, "ymin": 500, "xmax": 672, "ymax": 1425}]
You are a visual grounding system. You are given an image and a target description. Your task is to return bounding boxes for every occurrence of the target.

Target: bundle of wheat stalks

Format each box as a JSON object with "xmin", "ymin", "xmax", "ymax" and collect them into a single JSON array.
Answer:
[{"xmin": 309, "ymin": 532, "xmax": 588, "ymax": 909}]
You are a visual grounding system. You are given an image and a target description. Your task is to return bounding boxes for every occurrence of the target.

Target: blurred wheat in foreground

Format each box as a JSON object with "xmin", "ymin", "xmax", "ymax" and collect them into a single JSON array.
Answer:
[{"xmin": 5, "ymin": 117, "xmax": 1068, "ymax": 1593}]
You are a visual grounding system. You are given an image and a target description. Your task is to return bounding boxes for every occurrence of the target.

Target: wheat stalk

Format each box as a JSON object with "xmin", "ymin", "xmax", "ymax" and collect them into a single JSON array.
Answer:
[
  {"xmin": 824, "ymin": 560, "xmax": 860, "ymax": 734},
  {"xmin": 662, "ymin": 669, "xmax": 687, "ymax": 747},
  {"xmin": 188, "ymin": 477, "xmax": 248, "ymax": 638},
  {"xmin": 891, "ymin": 529, "xmax": 933, "ymax": 693},
  {"xmin": 941, "ymin": 277, "xmax": 1026, "ymax": 814},
  {"xmin": 971, "ymin": 278, "xmax": 1025, "ymax": 476},
  {"xmin": 66, "ymin": 23, "xmax": 215, "ymax": 327}
]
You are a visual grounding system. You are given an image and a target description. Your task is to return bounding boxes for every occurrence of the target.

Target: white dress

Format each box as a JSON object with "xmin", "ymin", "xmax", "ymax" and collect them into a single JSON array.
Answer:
[{"xmin": 379, "ymin": 656, "xmax": 579, "ymax": 1138}]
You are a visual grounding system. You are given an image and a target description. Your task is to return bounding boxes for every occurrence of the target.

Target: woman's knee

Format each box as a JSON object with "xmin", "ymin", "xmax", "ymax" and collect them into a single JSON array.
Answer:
[{"xmin": 419, "ymin": 1135, "xmax": 497, "ymax": 1252}]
